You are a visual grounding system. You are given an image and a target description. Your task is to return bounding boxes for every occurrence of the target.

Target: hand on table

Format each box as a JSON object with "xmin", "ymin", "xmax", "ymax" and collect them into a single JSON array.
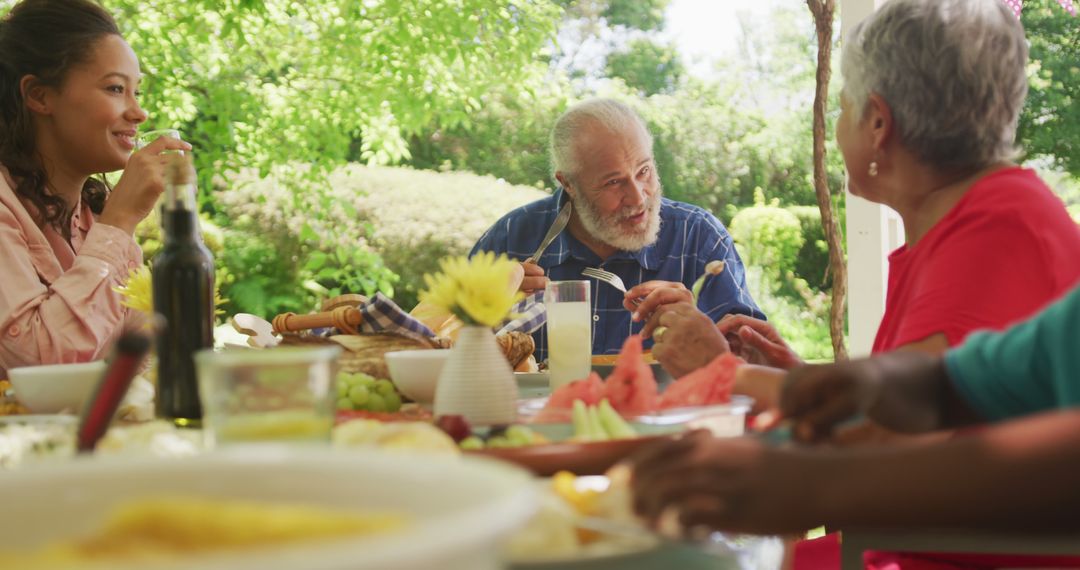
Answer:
[
  {"xmin": 717, "ymin": 315, "xmax": 803, "ymax": 370},
  {"xmin": 643, "ymin": 302, "xmax": 729, "ymax": 379},
  {"xmin": 629, "ymin": 430, "xmax": 824, "ymax": 535},
  {"xmin": 99, "ymin": 136, "xmax": 192, "ymax": 235}
]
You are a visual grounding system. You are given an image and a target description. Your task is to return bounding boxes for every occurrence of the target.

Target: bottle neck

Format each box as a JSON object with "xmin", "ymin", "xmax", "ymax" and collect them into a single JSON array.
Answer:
[{"xmin": 162, "ymin": 183, "xmax": 201, "ymax": 243}]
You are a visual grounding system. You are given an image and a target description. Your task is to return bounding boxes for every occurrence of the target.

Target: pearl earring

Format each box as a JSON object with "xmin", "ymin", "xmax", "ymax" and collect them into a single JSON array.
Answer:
[{"xmin": 868, "ymin": 161, "xmax": 879, "ymax": 177}]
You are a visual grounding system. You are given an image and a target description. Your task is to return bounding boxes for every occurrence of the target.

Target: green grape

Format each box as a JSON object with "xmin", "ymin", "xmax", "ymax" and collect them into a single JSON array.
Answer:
[
  {"xmin": 459, "ymin": 436, "xmax": 485, "ymax": 450},
  {"xmin": 336, "ymin": 397, "xmax": 353, "ymax": 411},
  {"xmin": 486, "ymin": 435, "xmax": 514, "ymax": 448},
  {"xmin": 373, "ymin": 379, "xmax": 396, "ymax": 397},
  {"xmin": 336, "ymin": 380, "xmax": 349, "ymax": 395},
  {"xmin": 366, "ymin": 393, "xmax": 388, "ymax": 413},
  {"xmin": 383, "ymin": 391, "xmax": 402, "ymax": 412},
  {"xmin": 348, "ymin": 385, "xmax": 370, "ymax": 407},
  {"xmin": 505, "ymin": 425, "xmax": 534, "ymax": 446}
]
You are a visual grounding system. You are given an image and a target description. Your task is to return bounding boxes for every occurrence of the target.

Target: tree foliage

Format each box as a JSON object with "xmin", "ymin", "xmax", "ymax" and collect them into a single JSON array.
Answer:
[
  {"xmin": 605, "ymin": 39, "xmax": 684, "ymax": 96},
  {"xmin": 601, "ymin": 0, "xmax": 668, "ymax": 30},
  {"xmin": 1018, "ymin": 3, "xmax": 1080, "ymax": 177},
  {"xmin": 0, "ymin": 0, "xmax": 564, "ymax": 316},
  {"xmin": 100, "ymin": 0, "xmax": 561, "ymax": 194}
]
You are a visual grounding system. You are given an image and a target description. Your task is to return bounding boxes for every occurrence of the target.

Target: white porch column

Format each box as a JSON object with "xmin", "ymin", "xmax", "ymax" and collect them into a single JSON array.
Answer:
[{"xmin": 839, "ymin": 0, "xmax": 906, "ymax": 357}]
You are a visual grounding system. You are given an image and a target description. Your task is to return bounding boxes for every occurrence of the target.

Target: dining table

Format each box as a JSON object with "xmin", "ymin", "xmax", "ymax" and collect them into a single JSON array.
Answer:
[{"xmin": 0, "ymin": 376, "xmax": 776, "ymax": 570}]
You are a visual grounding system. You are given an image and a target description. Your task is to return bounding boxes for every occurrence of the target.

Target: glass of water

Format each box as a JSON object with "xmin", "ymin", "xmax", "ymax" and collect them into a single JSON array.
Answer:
[
  {"xmin": 544, "ymin": 280, "xmax": 592, "ymax": 389},
  {"xmin": 196, "ymin": 346, "xmax": 341, "ymax": 448},
  {"xmin": 135, "ymin": 128, "xmax": 182, "ymax": 152}
]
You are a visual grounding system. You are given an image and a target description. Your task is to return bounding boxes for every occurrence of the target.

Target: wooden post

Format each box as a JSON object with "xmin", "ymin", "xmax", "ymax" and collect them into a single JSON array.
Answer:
[{"xmin": 806, "ymin": 0, "xmax": 849, "ymax": 361}]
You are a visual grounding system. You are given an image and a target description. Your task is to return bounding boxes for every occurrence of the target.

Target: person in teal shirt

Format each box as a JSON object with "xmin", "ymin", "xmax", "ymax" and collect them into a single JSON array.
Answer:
[
  {"xmin": 628, "ymin": 284, "xmax": 1080, "ymax": 535},
  {"xmin": 945, "ymin": 284, "xmax": 1080, "ymax": 423},
  {"xmin": 779, "ymin": 282, "xmax": 1080, "ymax": 441}
]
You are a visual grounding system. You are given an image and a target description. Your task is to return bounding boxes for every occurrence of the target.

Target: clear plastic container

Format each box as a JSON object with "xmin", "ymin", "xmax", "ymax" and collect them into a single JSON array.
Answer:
[{"xmin": 519, "ymin": 395, "xmax": 753, "ymax": 437}]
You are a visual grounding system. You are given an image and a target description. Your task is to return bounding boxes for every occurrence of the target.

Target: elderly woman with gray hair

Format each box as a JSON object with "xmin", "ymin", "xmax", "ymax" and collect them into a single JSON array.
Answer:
[
  {"xmin": 631, "ymin": 0, "xmax": 1080, "ymax": 568},
  {"xmin": 642, "ymin": 0, "xmax": 1080, "ymax": 391}
]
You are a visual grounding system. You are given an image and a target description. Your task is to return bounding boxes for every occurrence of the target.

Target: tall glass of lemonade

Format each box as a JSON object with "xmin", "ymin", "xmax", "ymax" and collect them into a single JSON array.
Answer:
[{"xmin": 544, "ymin": 280, "xmax": 592, "ymax": 389}]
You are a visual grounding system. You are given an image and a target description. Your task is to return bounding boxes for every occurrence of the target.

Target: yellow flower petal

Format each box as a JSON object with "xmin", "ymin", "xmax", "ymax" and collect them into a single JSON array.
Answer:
[{"xmin": 418, "ymin": 253, "xmax": 521, "ymax": 327}]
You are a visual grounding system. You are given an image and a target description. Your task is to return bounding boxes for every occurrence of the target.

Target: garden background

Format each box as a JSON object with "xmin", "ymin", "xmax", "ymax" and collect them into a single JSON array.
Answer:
[{"xmin": 4, "ymin": 0, "xmax": 1076, "ymax": 360}]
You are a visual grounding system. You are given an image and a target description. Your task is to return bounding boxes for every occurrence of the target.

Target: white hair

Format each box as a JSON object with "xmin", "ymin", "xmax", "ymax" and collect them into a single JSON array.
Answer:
[
  {"xmin": 549, "ymin": 98, "xmax": 654, "ymax": 186},
  {"xmin": 841, "ymin": 0, "xmax": 1028, "ymax": 171}
]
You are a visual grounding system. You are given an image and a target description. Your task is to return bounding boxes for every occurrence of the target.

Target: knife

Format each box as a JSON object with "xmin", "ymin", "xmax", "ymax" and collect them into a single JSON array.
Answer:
[
  {"xmin": 527, "ymin": 200, "xmax": 572, "ymax": 264},
  {"xmin": 77, "ymin": 331, "xmax": 151, "ymax": 453}
]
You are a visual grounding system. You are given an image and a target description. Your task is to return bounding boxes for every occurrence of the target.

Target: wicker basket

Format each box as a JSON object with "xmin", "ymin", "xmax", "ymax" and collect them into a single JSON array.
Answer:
[
  {"xmin": 279, "ymin": 332, "xmax": 449, "ymax": 380},
  {"xmin": 270, "ymin": 295, "xmax": 532, "ymax": 380}
]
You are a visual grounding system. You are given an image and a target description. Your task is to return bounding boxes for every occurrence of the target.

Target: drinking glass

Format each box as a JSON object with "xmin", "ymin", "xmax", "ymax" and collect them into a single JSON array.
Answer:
[
  {"xmin": 135, "ymin": 128, "xmax": 182, "ymax": 152},
  {"xmin": 196, "ymin": 346, "xmax": 341, "ymax": 448},
  {"xmin": 544, "ymin": 280, "xmax": 592, "ymax": 389}
]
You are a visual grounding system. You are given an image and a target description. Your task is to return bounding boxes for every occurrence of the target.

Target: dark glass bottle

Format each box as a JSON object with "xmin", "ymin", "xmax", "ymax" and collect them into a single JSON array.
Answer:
[{"xmin": 152, "ymin": 153, "xmax": 214, "ymax": 427}]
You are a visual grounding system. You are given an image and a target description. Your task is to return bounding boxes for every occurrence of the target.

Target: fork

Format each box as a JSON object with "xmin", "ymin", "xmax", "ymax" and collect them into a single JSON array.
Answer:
[{"xmin": 582, "ymin": 267, "xmax": 642, "ymax": 306}]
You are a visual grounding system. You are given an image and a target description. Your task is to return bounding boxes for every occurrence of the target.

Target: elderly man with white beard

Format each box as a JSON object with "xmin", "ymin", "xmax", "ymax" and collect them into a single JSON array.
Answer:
[{"xmin": 471, "ymin": 98, "xmax": 763, "ymax": 363}]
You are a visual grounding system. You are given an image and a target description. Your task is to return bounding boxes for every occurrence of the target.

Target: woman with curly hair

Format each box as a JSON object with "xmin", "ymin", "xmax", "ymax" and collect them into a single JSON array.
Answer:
[{"xmin": 0, "ymin": 0, "xmax": 190, "ymax": 376}]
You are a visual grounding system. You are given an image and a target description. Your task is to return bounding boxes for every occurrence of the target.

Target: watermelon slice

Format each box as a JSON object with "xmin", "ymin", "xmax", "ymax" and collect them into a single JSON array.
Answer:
[
  {"xmin": 602, "ymin": 335, "xmax": 658, "ymax": 415},
  {"xmin": 545, "ymin": 372, "xmax": 605, "ymax": 409},
  {"xmin": 658, "ymin": 352, "xmax": 742, "ymax": 409},
  {"xmin": 535, "ymin": 372, "xmax": 605, "ymax": 422}
]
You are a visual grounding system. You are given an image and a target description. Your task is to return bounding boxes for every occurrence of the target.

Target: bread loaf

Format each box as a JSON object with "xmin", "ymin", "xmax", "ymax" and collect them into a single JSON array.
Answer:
[{"xmin": 495, "ymin": 331, "xmax": 535, "ymax": 369}]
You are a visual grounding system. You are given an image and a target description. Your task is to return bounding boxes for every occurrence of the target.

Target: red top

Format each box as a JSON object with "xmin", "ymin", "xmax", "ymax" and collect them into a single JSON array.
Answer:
[{"xmin": 872, "ymin": 167, "xmax": 1080, "ymax": 353}]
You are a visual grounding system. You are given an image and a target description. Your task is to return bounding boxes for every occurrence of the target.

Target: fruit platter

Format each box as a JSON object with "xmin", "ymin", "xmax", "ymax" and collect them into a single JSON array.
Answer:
[{"xmin": 424, "ymin": 335, "xmax": 752, "ymax": 476}]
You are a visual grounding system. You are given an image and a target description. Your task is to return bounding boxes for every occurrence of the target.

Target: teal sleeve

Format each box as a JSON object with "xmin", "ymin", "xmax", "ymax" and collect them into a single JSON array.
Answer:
[{"xmin": 944, "ymin": 285, "xmax": 1080, "ymax": 422}]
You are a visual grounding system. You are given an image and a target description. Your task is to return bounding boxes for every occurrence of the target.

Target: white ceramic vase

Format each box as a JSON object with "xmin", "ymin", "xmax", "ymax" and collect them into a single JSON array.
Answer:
[{"xmin": 433, "ymin": 326, "xmax": 517, "ymax": 425}]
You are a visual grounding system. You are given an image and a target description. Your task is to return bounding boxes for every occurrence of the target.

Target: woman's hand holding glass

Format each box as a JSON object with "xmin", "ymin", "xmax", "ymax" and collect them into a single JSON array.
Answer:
[{"xmin": 99, "ymin": 136, "xmax": 192, "ymax": 235}]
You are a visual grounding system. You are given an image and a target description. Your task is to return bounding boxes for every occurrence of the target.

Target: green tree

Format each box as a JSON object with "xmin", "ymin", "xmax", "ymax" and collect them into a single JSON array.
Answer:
[
  {"xmin": 408, "ymin": 82, "xmax": 571, "ymax": 189},
  {"xmin": 1018, "ymin": 3, "xmax": 1080, "ymax": 177},
  {"xmin": 0, "ymin": 0, "xmax": 564, "ymax": 313},
  {"xmin": 99, "ymin": 0, "xmax": 561, "ymax": 194},
  {"xmin": 605, "ymin": 39, "xmax": 684, "ymax": 95},
  {"xmin": 602, "ymin": 0, "xmax": 668, "ymax": 30}
]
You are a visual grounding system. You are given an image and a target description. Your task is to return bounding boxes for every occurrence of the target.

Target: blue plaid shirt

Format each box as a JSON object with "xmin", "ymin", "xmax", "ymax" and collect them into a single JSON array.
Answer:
[{"xmin": 471, "ymin": 189, "xmax": 764, "ymax": 362}]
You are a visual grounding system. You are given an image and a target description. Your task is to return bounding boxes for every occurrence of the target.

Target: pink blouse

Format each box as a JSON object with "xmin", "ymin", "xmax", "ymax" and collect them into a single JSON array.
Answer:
[{"xmin": 0, "ymin": 167, "xmax": 144, "ymax": 377}]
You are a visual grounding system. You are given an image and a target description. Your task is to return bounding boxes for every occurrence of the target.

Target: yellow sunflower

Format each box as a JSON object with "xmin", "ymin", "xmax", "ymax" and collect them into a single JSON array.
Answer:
[{"xmin": 419, "ymin": 252, "xmax": 522, "ymax": 328}]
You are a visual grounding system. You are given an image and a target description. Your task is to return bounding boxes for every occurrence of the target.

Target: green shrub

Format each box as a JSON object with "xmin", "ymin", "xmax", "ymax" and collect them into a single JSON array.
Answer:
[
  {"xmin": 219, "ymin": 164, "xmax": 546, "ymax": 315},
  {"xmin": 786, "ymin": 205, "xmax": 831, "ymax": 288},
  {"xmin": 730, "ymin": 191, "xmax": 835, "ymax": 362},
  {"xmin": 330, "ymin": 165, "xmax": 547, "ymax": 310},
  {"xmin": 743, "ymin": 267, "xmax": 833, "ymax": 362},
  {"xmin": 729, "ymin": 189, "xmax": 805, "ymax": 274}
]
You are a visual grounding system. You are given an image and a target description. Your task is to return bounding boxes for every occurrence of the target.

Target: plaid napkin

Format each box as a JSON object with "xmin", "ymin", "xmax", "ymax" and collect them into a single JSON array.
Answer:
[
  {"xmin": 329, "ymin": 292, "xmax": 546, "ymax": 340},
  {"xmin": 497, "ymin": 291, "xmax": 546, "ymax": 335},
  {"xmin": 333, "ymin": 293, "xmax": 437, "ymax": 342}
]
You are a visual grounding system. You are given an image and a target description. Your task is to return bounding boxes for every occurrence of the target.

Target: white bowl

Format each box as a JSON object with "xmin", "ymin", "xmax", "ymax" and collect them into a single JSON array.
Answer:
[
  {"xmin": 384, "ymin": 349, "xmax": 450, "ymax": 405},
  {"xmin": 0, "ymin": 447, "xmax": 537, "ymax": 570},
  {"xmin": 7, "ymin": 360, "xmax": 106, "ymax": 413}
]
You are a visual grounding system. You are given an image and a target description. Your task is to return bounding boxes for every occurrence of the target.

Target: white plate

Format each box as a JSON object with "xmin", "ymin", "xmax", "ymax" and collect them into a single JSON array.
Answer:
[
  {"xmin": 514, "ymin": 372, "xmax": 549, "ymax": 385},
  {"xmin": 518, "ymin": 396, "xmax": 754, "ymax": 437},
  {"xmin": 515, "ymin": 372, "xmax": 550, "ymax": 399},
  {"xmin": 0, "ymin": 447, "xmax": 537, "ymax": 570}
]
